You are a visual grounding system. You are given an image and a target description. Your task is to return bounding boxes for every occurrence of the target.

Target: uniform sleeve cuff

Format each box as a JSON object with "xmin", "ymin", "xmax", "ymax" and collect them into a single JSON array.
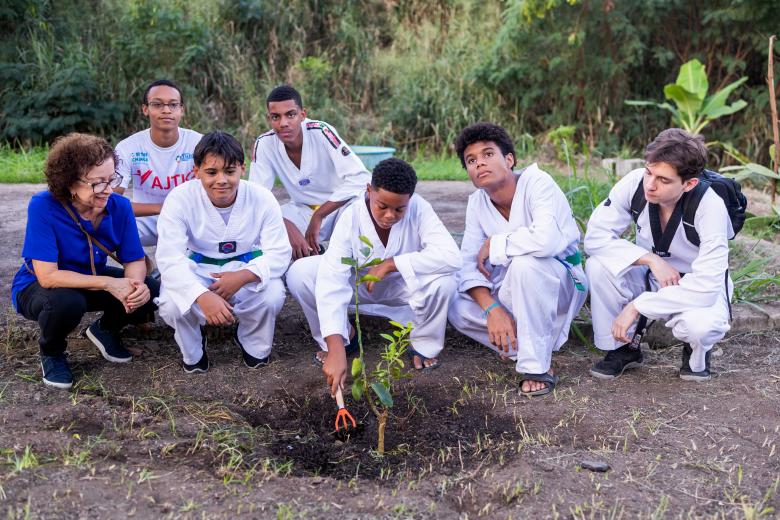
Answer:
[
  {"xmin": 489, "ymin": 234, "xmax": 510, "ymax": 266},
  {"xmin": 393, "ymin": 254, "xmax": 420, "ymax": 294}
]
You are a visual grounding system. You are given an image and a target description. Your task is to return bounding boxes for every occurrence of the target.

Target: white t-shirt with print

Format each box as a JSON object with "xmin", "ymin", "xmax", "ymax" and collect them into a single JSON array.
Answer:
[{"xmin": 116, "ymin": 128, "xmax": 203, "ymax": 204}]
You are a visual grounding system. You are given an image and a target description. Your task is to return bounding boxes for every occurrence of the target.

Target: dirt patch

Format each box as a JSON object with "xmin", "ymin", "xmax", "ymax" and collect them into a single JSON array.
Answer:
[{"xmin": 2, "ymin": 183, "xmax": 780, "ymax": 518}]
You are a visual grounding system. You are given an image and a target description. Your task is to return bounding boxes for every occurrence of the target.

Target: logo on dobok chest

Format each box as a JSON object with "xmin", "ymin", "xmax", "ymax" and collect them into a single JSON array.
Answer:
[{"xmin": 219, "ymin": 241, "xmax": 237, "ymax": 254}]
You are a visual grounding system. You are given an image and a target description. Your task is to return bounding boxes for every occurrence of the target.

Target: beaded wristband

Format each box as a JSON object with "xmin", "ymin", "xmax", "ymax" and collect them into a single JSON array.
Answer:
[{"xmin": 483, "ymin": 302, "xmax": 500, "ymax": 318}]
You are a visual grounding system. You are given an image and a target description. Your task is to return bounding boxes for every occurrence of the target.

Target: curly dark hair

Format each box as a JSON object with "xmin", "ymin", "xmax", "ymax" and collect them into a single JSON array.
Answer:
[
  {"xmin": 644, "ymin": 128, "xmax": 707, "ymax": 181},
  {"xmin": 371, "ymin": 158, "xmax": 417, "ymax": 195},
  {"xmin": 45, "ymin": 133, "xmax": 118, "ymax": 203},
  {"xmin": 454, "ymin": 123, "xmax": 516, "ymax": 169}
]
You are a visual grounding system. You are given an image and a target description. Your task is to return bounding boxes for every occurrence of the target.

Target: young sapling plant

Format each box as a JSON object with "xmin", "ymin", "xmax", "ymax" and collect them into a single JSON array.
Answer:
[{"xmin": 341, "ymin": 235, "xmax": 413, "ymax": 455}]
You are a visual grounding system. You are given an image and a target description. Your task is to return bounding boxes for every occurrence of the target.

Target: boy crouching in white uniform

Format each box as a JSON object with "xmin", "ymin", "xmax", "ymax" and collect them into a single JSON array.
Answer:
[
  {"xmin": 585, "ymin": 129, "xmax": 732, "ymax": 381},
  {"xmin": 286, "ymin": 158, "xmax": 461, "ymax": 396},
  {"xmin": 156, "ymin": 132, "xmax": 292, "ymax": 372},
  {"xmin": 447, "ymin": 123, "xmax": 588, "ymax": 397}
]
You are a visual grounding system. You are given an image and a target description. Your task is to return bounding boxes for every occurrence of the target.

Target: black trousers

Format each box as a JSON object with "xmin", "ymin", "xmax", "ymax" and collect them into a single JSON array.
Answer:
[{"xmin": 16, "ymin": 267, "xmax": 160, "ymax": 357}]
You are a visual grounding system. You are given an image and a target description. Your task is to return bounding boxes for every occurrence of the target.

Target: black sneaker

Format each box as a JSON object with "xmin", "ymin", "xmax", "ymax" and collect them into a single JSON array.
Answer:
[
  {"xmin": 233, "ymin": 329, "xmax": 270, "ymax": 369},
  {"xmin": 41, "ymin": 354, "xmax": 73, "ymax": 389},
  {"xmin": 183, "ymin": 335, "xmax": 209, "ymax": 374},
  {"xmin": 679, "ymin": 343, "xmax": 712, "ymax": 381},
  {"xmin": 86, "ymin": 319, "xmax": 132, "ymax": 363},
  {"xmin": 590, "ymin": 344, "xmax": 644, "ymax": 379}
]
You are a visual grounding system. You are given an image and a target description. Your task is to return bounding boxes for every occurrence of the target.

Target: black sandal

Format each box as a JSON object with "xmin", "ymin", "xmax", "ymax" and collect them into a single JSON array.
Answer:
[{"xmin": 519, "ymin": 372, "xmax": 559, "ymax": 397}]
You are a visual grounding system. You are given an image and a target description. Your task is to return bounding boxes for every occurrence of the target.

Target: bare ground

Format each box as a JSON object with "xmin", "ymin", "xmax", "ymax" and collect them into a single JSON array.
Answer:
[{"xmin": 1, "ymin": 183, "xmax": 779, "ymax": 519}]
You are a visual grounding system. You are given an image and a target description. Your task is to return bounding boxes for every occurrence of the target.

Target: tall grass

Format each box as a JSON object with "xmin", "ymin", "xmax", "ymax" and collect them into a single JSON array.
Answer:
[{"xmin": 0, "ymin": 146, "xmax": 46, "ymax": 183}]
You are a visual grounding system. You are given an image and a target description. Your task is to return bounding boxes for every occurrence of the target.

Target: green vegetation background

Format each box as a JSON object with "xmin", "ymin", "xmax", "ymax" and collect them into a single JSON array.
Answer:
[{"xmin": 0, "ymin": 0, "xmax": 776, "ymax": 162}]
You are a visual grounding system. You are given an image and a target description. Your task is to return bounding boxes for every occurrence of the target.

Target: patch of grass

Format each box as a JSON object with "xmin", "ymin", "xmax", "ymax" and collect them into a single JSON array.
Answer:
[
  {"xmin": 409, "ymin": 155, "xmax": 467, "ymax": 181},
  {"xmin": 0, "ymin": 146, "xmax": 47, "ymax": 183}
]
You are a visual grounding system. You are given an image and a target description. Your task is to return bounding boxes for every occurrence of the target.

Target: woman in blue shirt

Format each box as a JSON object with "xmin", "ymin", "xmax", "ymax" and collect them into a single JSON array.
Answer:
[{"xmin": 12, "ymin": 133, "xmax": 160, "ymax": 389}]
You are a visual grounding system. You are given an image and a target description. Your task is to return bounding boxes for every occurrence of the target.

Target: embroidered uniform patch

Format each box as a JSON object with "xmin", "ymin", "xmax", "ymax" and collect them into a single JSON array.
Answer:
[
  {"xmin": 341, "ymin": 146, "xmax": 351, "ymax": 156},
  {"xmin": 604, "ymin": 198, "xmax": 611, "ymax": 206},
  {"xmin": 219, "ymin": 241, "xmax": 237, "ymax": 254},
  {"xmin": 299, "ymin": 178, "xmax": 311, "ymax": 186},
  {"xmin": 306, "ymin": 120, "xmax": 341, "ymax": 149}
]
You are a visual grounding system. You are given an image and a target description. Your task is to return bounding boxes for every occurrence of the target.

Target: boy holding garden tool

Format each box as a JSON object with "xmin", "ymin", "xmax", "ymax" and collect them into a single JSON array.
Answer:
[
  {"xmin": 585, "ymin": 128, "xmax": 739, "ymax": 381},
  {"xmin": 447, "ymin": 123, "xmax": 588, "ymax": 397},
  {"xmin": 115, "ymin": 79, "xmax": 203, "ymax": 247},
  {"xmin": 249, "ymin": 85, "xmax": 371, "ymax": 260},
  {"xmin": 155, "ymin": 132, "xmax": 291, "ymax": 372},
  {"xmin": 286, "ymin": 158, "xmax": 461, "ymax": 397}
]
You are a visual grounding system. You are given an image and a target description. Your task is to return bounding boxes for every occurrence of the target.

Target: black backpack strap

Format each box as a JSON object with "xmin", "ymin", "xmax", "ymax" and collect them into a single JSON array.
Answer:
[
  {"xmin": 629, "ymin": 270, "xmax": 655, "ymax": 350},
  {"xmin": 681, "ymin": 179, "xmax": 709, "ymax": 247},
  {"xmin": 629, "ymin": 179, "xmax": 646, "ymax": 224}
]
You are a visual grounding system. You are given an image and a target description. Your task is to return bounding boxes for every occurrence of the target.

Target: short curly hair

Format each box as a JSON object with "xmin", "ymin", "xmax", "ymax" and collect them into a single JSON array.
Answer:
[
  {"xmin": 644, "ymin": 128, "xmax": 707, "ymax": 181},
  {"xmin": 45, "ymin": 133, "xmax": 118, "ymax": 203},
  {"xmin": 454, "ymin": 123, "xmax": 516, "ymax": 169},
  {"xmin": 371, "ymin": 158, "xmax": 417, "ymax": 195}
]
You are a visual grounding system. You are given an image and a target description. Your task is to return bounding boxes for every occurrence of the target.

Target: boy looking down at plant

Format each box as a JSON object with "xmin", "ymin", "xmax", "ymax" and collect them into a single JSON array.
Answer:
[
  {"xmin": 155, "ymin": 132, "xmax": 291, "ymax": 373},
  {"xmin": 585, "ymin": 128, "xmax": 734, "ymax": 381},
  {"xmin": 448, "ymin": 123, "xmax": 588, "ymax": 397},
  {"xmin": 286, "ymin": 158, "xmax": 461, "ymax": 396},
  {"xmin": 114, "ymin": 79, "xmax": 203, "ymax": 246},
  {"xmin": 248, "ymin": 85, "xmax": 371, "ymax": 260}
]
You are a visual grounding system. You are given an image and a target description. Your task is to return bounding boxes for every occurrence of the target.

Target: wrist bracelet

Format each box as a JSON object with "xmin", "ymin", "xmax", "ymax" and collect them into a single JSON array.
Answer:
[{"xmin": 483, "ymin": 302, "xmax": 500, "ymax": 318}]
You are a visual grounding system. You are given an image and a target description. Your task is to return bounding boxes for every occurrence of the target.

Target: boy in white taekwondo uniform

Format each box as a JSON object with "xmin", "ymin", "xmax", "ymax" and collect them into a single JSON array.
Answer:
[
  {"xmin": 447, "ymin": 123, "xmax": 587, "ymax": 397},
  {"xmin": 585, "ymin": 128, "xmax": 731, "ymax": 382},
  {"xmin": 156, "ymin": 132, "xmax": 291, "ymax": 373},
  {"xmin": 115, "ymin": 79, "xmax": 203, "ymax": 246},
  {"xmin": 286, "ymin": 158, "xmax": 460, "ymax": 396},
  {"xmin": 249, "ymin": 85, "xmax": 371, "ymax": 260}
]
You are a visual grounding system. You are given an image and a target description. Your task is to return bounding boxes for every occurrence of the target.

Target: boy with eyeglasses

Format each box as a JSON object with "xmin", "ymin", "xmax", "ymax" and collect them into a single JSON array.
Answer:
[
  {"xmin": 114, "ymin": 79, "xmax": 203, "ymax": 246},
  {"xmin": 249, "ymin": 85, "xmax": 371, "ymax": 260},
  {"xmin": 155, "ymin": 132, "xmax": 291, "ymax": 373}
]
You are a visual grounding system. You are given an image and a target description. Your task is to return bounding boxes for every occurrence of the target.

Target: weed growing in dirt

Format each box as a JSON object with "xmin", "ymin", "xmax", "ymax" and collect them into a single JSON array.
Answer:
[
  {"xmin": 10, "ymin": 445, "xmax": 38, "ymax": 473},
  {"xmin": 342, "ymin": 235, "xmax": 413, "ymax": 455}
]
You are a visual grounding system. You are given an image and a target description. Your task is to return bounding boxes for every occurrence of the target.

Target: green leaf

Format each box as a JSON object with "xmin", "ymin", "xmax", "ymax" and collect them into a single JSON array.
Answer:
[
  {"xmin": 624, "ymin": 100, "xmax": 664, "ymax": 107},
  {"xmin": 700, "ymin": 100, "xmax": 747, "ymax": 120},
  {"xmin": 351, "ymin": 380, "xmax": 364, "ymax": 401},
  {"xmin": 700, "ymin": 77, "xmax": 747, "ymax": 118},
  {"xmin": 359, "ymin": 274, "xmax": 381, "ymax": 283},
  {"xmin": 359, "ymin": 235, "xmax": 374, "ymax": 248},
  {"xmin": 362, "ymin": 258, "xmax": 383, "ymax": 267},
  {"xmin": 388, "ymin": 320, "xmax": 405, "ymax": 329},
  {"xmin": 371, "ymin": 382, "xmax": 393, "ymax": 408},
  {"xmin": 360, "ymin": 247, "xmax": 371, "ymax": 257},
  {"xmin": 351, "ymin": 357, "xmax": 363, "ymax": 378},
  {"xmin": 744, "ymin": 163, "xmax": 780, "ymax": 180},
  {"xmin": 379, "ymin": 333, "xmax": 395, "ymax": 343},
  {"xmin": 664, "ymin": 84, "xmax": 703, "ymax": 121},
  {"xmin": 341, "ymin": 257, "xmax": 358, "ymax": 267},
  {"xmin": 675, "ymin": 59, "xmax": 708, "ymax": 100}
]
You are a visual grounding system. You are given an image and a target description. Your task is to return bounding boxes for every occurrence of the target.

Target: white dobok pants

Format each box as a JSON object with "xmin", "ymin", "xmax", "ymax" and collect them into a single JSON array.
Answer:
[
  {"xmin": 448, "ymin": 255, "xmax": 587, "ymax": 374},
  {"xmin": 286, "ymin": 256, "xmax": 456, "ymax": 358},
  {"xmin": 586, "ymin": 256, "xmax": 731, "ymax": 373},
  {"xmin": 158, "ymin": 274, "xmax": 286, "ymax": 365},
  {"xmin": 137, "ymin": 215, "xmax": 159, "ymax": 247}
]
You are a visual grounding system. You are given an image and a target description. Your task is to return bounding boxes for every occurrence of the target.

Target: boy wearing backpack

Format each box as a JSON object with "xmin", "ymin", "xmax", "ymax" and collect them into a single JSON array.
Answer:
[{"xmin": 584, "ymin": 128, "xmax": 744, "ymax": 381}]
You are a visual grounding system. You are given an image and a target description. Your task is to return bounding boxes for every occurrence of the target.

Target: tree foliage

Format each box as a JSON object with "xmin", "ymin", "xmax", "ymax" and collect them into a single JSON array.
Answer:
[{"xmin": 0, "ymin": 0, "xmax": 775, "ymax": 161}]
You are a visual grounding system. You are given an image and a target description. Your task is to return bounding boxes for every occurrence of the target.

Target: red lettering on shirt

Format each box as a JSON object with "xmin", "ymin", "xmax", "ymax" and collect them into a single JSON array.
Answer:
[
  {"xmin": 163, "ymin": 176, "xmax": 171, "ymax": 190},
  {"xmin": 171, "ymin": 174, "xmax": 180, "ymax": 186},
  {"xmin": 136, "ymin": 169, "xmax": 153, "ymax": 185},
  {"xmin": 151, "ymin": 176, "xmax": 163, "ymax": 189}
]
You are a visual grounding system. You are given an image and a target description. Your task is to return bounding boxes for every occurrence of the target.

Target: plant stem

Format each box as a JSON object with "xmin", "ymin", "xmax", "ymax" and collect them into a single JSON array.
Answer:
[
  {"xmin": 377, "ymin": 410, "xmax": 388, "ymax": 455},
  {"xmin": 768, "ymin": 35, "xmax": 780, "ymax": 204}
]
